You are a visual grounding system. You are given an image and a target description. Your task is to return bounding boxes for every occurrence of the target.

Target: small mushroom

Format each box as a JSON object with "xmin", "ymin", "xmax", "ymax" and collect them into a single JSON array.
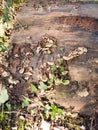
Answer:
[
  {"xmin": 8, "ymin": 76, "xmax": 19, "ymax": 84},
  {"xmin": 2, "ymin": 71, "xmax": 10, "ymax": 77},
  {"xmin": 19, "ymin": 68, "xmax": 25, "ymax": 74},
  {"xmin": 77, "ymin": 88, "xmax": 89, "ymax": 97}
]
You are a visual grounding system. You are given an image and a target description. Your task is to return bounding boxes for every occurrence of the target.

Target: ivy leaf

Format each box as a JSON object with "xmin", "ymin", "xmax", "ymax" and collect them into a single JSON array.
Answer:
[
  {"xmin": 0, "ymin": 88, "xmax": 9, "ymax": 105},
  {"xmin": 38, "ymin": 81, "xmax": 48, "ymax": 90}
]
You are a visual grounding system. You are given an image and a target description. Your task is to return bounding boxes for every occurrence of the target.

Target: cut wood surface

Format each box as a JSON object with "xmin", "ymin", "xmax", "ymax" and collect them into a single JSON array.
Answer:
[{"xmin": 10, "ymin": 1, "xmax": 98, "ymax": 114}]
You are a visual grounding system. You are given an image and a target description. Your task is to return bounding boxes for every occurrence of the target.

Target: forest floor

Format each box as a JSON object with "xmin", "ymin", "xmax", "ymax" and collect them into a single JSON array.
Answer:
[{"xmin": 0, "ymin": 0, "xmax": 98, "ymax": 130}]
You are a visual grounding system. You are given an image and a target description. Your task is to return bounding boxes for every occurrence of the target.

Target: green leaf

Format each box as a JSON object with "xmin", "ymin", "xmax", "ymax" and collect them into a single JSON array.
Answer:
[
  {"xmin": 49, "ymin": 74, "xmax": 55, "ymax": 84},
  {"xmin": 48, "ymin": 78, "xmax": 54, "ymax": 84},
  {"xmin": 50, "ymin": 104, "xmax": 63, "ymax": 118},
  {"xmin": 30, "ymin": 83, "xmax": 38, "ymax": 92},
  {"xmin": 5, "ymin": 102, "xmax": 11, "ymax": 110},
  {"xmin": 22, "ymin": 99, "xmax": 29, "ymax": 108},
  {"xmin": 0, "ymin": 43, "xmax": 7, "ymax": 52},
  {"xmin": 60, "ymin": 47, "xmax": 64, "ymax": 52},
  {"xmin": 0, "ymin": 88, "xmax": 9, "ymax": 104},
  {"xmin": 59, "ymin": 66, "xmax": 64, "ymax": 72},
  {"xmin": 62, "ymin": 80, "xmax": 70, "ymax": 85},
  {"xmin": 5, "ymin": 0, "xmax": 13, "ymax": 7},
  {"xmin": 3, "ymin": 7, "xmax": 10, "ymax": 22},
  {"xmin": 57, "ymin": 58, "xmax": 63, "ymax": 64},
  {"xmin": 52, "ymin": 65, "xmax": 57, "ymax": 71},
  {"xmin": 51, "ymin": 104, "xmax": 57, "ymax": 111},
  {"xmin": 38, "ymin": 81, "xmax": 48, "ymax": 90},
  {"xmin": 57, "ymin": 108, "xmax": 62, "ymax": 114},
  {"xmin": 22, "ymin": 96, "xmax": 31, "ymax": 108}
]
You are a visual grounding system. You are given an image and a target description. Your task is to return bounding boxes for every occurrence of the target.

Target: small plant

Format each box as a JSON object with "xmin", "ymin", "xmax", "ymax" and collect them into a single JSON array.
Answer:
[
  {"xmin": 22, "ymin": 96, "xmax": 31, "ymax": 108},
  {"xmin": 44, "ymin": 104, "xmax": 63, "ymax": 119},
  {"xmin": 30, "ymin": 83, "xmax": 38, "ymax": 92}
]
